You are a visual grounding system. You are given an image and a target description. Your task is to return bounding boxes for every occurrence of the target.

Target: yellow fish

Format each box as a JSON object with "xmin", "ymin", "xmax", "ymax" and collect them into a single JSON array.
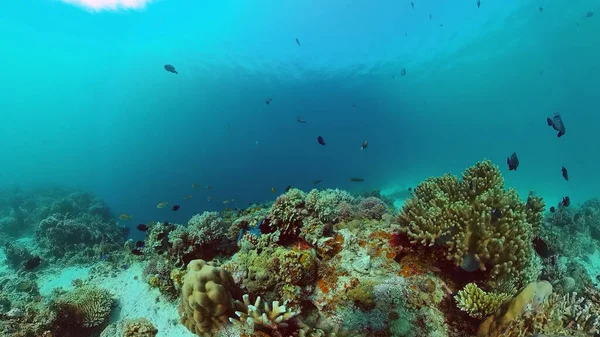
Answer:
[
  {"xmin": 119, "ymin": 214, "xmax": 133, "ymax": 220},
  {"xmin": 207, "ymin": 196, "xmax": 212, "ymax": 201},
  {"xmin": 183, "ymin": 195, "xmax": 192, "ymax": 200},
  {"xmin": 191, "ymin": 184, "xmax": 199, "ymax": 189},
  {"xmin": 156, "ymin": 202, "xmax": 169, "ymax": 209},
  {"xmin": 271, "ymin": 187, "xmax": 276, "ymax": 193}
]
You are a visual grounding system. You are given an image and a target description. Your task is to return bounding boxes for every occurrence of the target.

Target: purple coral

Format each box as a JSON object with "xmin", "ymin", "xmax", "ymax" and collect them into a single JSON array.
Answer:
[{"xmin": 358, "ymin": 197, "xmax": 388, "ymax": 220}]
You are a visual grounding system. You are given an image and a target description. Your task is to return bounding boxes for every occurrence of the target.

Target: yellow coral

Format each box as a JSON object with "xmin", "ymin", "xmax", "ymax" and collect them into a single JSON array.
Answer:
[
  {"xmin": 397, "ymin": 160, "xmax": 545, "ymax": 289},
  {"xmin": 170, "ymin": 268, "xmax": 185, "ymax": 291},
  {"xmin": 123, "ymin": 318, "xmax": 158, "ymax": 337},
  {"xmin": 148, "ymin": 275, "xmax": 160, "ymax": 288},
  {"xmin": 455, "ymin": 283, "xmax": 509, "ymax": 319}
]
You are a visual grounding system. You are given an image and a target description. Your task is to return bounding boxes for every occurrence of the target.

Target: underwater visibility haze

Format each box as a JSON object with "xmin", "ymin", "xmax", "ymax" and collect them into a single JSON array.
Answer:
[{"xmin": 1, "ymin": 0, "xmax": 600, "ymax": 336}]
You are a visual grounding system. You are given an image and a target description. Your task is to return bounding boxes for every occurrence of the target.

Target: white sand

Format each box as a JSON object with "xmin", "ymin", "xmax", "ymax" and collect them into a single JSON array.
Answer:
[{"xmin": 38, "ymin": 262, "xmax": 195, "ymax": 337}]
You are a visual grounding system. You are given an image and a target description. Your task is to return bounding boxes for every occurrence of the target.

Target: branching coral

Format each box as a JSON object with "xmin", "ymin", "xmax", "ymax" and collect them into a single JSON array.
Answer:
[
  {"xmin": 230, "ymin": 294, "xmax": 298, "ymax": 333},
  {"xmin": 455, "ymin": 283, "xmax": 509, "ymax": 319},
  {"xmin": 397, "ymin": 160, "xmax": 545, "ymax": 290}
]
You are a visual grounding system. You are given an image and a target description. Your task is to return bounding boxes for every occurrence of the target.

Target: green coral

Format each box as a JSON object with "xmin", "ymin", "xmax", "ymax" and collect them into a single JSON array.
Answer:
[
  {"xmin": 397, "ymin": 159, "xmax": 545, "ymax": 290},
  {"xmin": 455, "ymin": 283, "xmax": 509, "ymax": 319}
]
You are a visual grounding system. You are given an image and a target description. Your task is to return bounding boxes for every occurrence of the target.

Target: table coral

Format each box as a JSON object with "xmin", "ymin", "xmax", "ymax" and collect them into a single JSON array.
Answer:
[{"xmin": 397, "ymin": 159, "xmax": 545, "ymax": 290}]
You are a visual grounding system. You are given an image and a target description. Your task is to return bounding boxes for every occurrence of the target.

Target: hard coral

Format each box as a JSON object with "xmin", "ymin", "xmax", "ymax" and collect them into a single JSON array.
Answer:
[
  {"xmin": 230, "ymin": 294, "xmax": 298, "ymax": 333},
  {"xmin": 123, "ymin": 318, "xmax": 158, "ymax": 337},
  {"xmin": 179, "ymin": 259, "xmax": 240, "ymax": 336},
  {"xmin": 455, "ymin": 283, "xmax": 509, "ymax": 319},
  {"xmin": 268, "ymin": 188, "xmax": 307, "ymax": 238},
  {"xmin": 50, "ymin": 286, "xmax": 114, "ymax": 336},
  {"xmin": 397, "ymin": 159, "xmax": 545, "ymax": 290}
]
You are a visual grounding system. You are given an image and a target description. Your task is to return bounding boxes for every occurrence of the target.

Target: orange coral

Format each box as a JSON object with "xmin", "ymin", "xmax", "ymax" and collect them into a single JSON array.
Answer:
[{"xmin": 318, "ymin": 279, "xmax": 330, "ymax": 294}]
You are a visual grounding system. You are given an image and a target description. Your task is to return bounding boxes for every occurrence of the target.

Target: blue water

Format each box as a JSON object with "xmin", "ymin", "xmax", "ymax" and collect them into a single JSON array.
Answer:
[{"xmin": 0, "ymin": 0, "xmax": 598, "ymax": 228}]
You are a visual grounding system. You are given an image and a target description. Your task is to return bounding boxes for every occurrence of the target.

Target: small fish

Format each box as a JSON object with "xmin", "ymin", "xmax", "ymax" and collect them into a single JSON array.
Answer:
[
  {"xmin": 296, "ymin": 116, "xmax": 306, "ymax": 123},
  {"xmin": 285, "ymin": 185, "xmax": 293, "ymax": 192},
  {"xmin": 183, "ymin": 195, "xmax": 192, "ymax": 200},
  {"xmin": 24, "ymin": 256, "xmax": 41, "ymax": 270},
  {"xmin": 225, "ymin": 207, "xmax": 230, "ymax": 211},
  {"xmin": 207, "ymin": 196, "xmax": 212, "ymax": 201},
  {"xmin": 349, "ymin": 177, "xmax": 364, "ymax": 182},
  {"xmin": 206, "ymin": 185, "xmax": 212, "ymax": 189},
  {"xmin": 405, "ymin": 32, "xmax": 408, "ymax": 36},
  {"xmin": 539, "ymin": 6, "xmax": 543, "ymax": 12},
  {"xmin": 136, "ymin": 224, "xmax": 149, "ymax": 232},
  {"xmin": 164, "ymin": 64, "xmax": 178, "ymax": 74},
  {"xmin": 271, "ymin": 187, "xmax": 276, "ymax": 193},
  {"xmin": 426, "ymin": 265, "xmax": 441, "ymax": 273},
  {"xmin": 131, "ymin": 249, "xmax": 143, "ymax": 256},
  {"xmin": 507, "ymin": 152, "xmax": 519, "ymax": 171},
  {"xmin": 401, "ymin": 68, "xmax": 407, "ymax": 76},
  {"xmin": 411, "ymin": 2, "xmax": 414, "ymax": 9},
  {"xmin": 223, "ymin": 200, "xmax": 230, "ymax": 204},
  {"xmin": 549, "ymin": 206, "xmax": 556, "ymax": 213},
  {"xmin": 477, "ymin": 0, "xmax": 480, "ymax": 8},
  {"xmin": 490, "ymin": 208, "xmax": 503, "ymax": 220},
  {"xmin": 157, "ymin": 232, "xmax": 165, "ymax": 240},
  {"xmin": 586, "ymin": 11, "xmax": 594, "ymax": 18},
  {"xmin": 429, "ymin": 14, "xmax": 432, "ymax": 19},
  {"xmin": 561, "ymin": 196, "xmax": 571, "ymax": 207},
  {"xmin": 352, "ymin": 103, "xmax": 356, "ymax": 107},
  {"xmin": 172, "ymin": 205, "xmax": 180, "ymax": 211},
  {"xmin": 546, "ymin": 112, "xmax": 566, "ymax": 137},
  {"xmin": 561, "ymin": 166, "xmax": 569, "ymax": 181},
  {"xmin": 392, "ymin": 75, "xmax": 395, "ymax": 80},
  {"xmin": 156, "ymin": 202, "xmax": 169, "ymax": 209},
  {"xmin": 296, "ymin": 38, "xmax": 301, "ymax": 46},
  {"xmin": 360, "ymin": 140, "xmax": 368, "ymax": 151},
  {"xmin": 439, "ymin": 24, "xmax": 444, "ymax": 27},
  {"xmin": 317, "ymin": 136, "xmax": 326, "ymax": 146},
  {"xmin": 266, "ymin": 98, "xmax": 272, "ymax": 105},
  {"xmin": 408, "ymin": 187, "xmax": 412, "ymax": 192},
  {"xmin": 119, "ymin": 214, "xmax": 133, "ymax": 220},
  {"xmin": 135, "ymin": 240, "xmax": 145, "ymax": 248},
  {"xmin": 191, "ymin": 184, "xmax": 199, "ymax": 188},
  {"xmin": 312, "ymin": 179, "xmax": 323, "ymax": 185},
  {"xmin": 102, "ymin": 254, "xmax": 108, "ymax": 260},
  {"xmin": 532, "ymin": 237, "xmax": 551, "ymax": 258}
]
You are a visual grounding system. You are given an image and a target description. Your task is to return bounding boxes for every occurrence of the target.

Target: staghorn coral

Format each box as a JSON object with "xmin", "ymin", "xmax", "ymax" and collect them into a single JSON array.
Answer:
[
  {"xmin": 397, "ymin": 159, "xmax": 545, "ymax": 290},
  {"xmin": 50, "ymin": 286, "xmax": 114, "ymax": 336},
  {"xmin": 455, "ymin": 283, "xmax": 509, "ymax": 319},
  {"xmin": 230, "ymin": 294, "xmax": 298, "ymax": 333},
  {"xmin": 179, "ymin": 259, "xmax": 240, "ymax": 336}
]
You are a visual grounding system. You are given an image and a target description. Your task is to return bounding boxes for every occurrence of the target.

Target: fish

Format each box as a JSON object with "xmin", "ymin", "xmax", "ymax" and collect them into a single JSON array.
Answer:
[
  {"xmin": 131, "ymin": 249, "xmax": 143, "ymax": 256},
  {"xmin": 561, "ymin": 166, "xmax": 569, "ymax": 181},
  {"xmin": 411, "ymin": 1, "xmax": 414, "ymax": 9},
  {"xmin": 156, "ymin": 202, "xmax": 169, "ymax": 209},
  {"xmin": 119, "ymin": 214, "xmax": 133, "ymax": 220},
  {"xmin": 507, "ymin": 152, "xmax": 519, "ymax": 171},
  {"xmin": 296, "ymin": 38, "xmax": 301, "ymax": 46},
  {"xmin": 206, "ymin": 186, "xmax": 213, "ymax": 189},
  {"xmin": 136, "ymin": 224, "xmax": 149, "ymax": 232},
  {"xmin": 586, "ymin": 11, "xmax": 594, "ymax": 18},
  {"xmin": 266, "ymin": 98, "xmax": 272, "ymax": 105},
  {"xmin": 24, "ymin": 256, "xmax": 41, "ymax": 270},
  {"xmin": 408, "ymin": 187, "xmax": 412, "ymax": 192},
  {"xmin": 285, "ymin": 185, "xmax": 293, "ymax": 192},
  {"xmin": 532, "ymin": 237, "xmax": 551, "ymax": 258},
  {"xmin": 191, "ymin": 184, "xmax": 199, "ymax": 188},
  {"xmin": 183, "ymin": 195, "xmax": 193, "ymax": 200},
  {"xmin": 352, "ymin": 103, "xmax": 356, "ymax": 107},
  {"xmin": 312, "ymin": 179, "xmax": 323, "ymax": 185},
  {"xmin": 135, "ymin": 240, "xmax": 145, "ymax": 248},
  {"xmin": 360, "ymin": 140, "xmax": 368, "ymax": 150},
  {"xmin": 429, "ymin": 14, "xmax": 432, "ymax": 19},
  {"xmin": 317, "ymin": 136, "xmax": 326, "ymax": 146},
  {"xmin": 477, "ymin": 0, "xmax": 480, "ymax": 8},
  {"xmin": 172, "ymin": 205, "xmax": 180, "ymax": 211},
  {"xmin": 392, "ymin": 75, "xmax": 396, "ymax": 80},
  {"xmin": 349, "ymin": 177, "xmax": 364, "ymax": 182},
  {"xmin": 539, "ymin": 6, "xmax": 543, "ymax": 12},
  {"xmin": 207, "ymin": 196, "xmax": 212, "ymax": 201},
  {"xmin": 490, "ymin": 208, "xmax": 503, "ymax": 220},
  {"xmin": 546, "ymin": 112, "xmax": 566, "ymax": 137},
  {"xmin": 401, "ymin": 68, "xmax": 407, "ymax": 76},
  {"xmin": 561, "ymin": 196, "xmax": 571, "ymax": 207},
  {"xmin": 271, "ymin": 187, "xmax": 277, "ymax": 193},
  {"xmin": 164, "ymin": 64, "xmax": 178, "ymax": 74},
  {"xmin": 223, "ymin": 200, "xmax": 230, "ymax": 204},
  {"xmin": 405, "ymin": 32, "xmax": 408, "ymax": 36},
  {"xmin": 296, "ymin": 116, "xmax": 306, "ymax": 123},
  {"xmin": 549, "ymin": 206, "xmax": 556, "ymax": 213},
  {"xmin": 156, "ymin": 232, "xmax": 165, "ymax": 240}
]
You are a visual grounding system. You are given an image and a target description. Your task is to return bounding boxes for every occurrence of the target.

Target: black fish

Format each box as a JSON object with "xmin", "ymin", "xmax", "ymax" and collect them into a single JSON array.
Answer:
[
  {"xmin": 317, "ymin": 136, "xmax": 326, "ymax": 146},
  {"xmin": 490, "ymin": 208, "xmax": 502, "ymax": 220},
  {"xmin": 131, "ymin": 249, "xmax": 143, "ymax": 256},
  {"xmin": 546, "ymin": 112, "xmax": 566, "ymax": 137},
  {"xmin": 135, "ymin": 240, "xmax": 145, "ymax": 248},
  {"xmin": 400, "ymin": 68, "xmax": 407, "ymax": 76},
  {"xmin": 539, "ymin": 7, "xmax": 543, "ymax": 12},
  {"xmin": 411, "ymin": 2, "xmax": 414, "ymax": 9},
  {"xmin": 296, "ymin": 116, "xmax": 306, "ymax": 123},
  {"xmin": 408, "ymin": 187, "xmax": 412, "ymax": 192},
  {"xmin": 296, "ymin": 38, "xmax": 301, "ymax": 46},
  {"xmin": 586, "ymin": 11, "xmax": 594, "ymax": 18},
  {"xmin": 24, "ymin": 256, "xmax": 41, "ymax": 270},
  {"xmin": 477, "ymin": 0, "xmax": 480, "ymax": 8},
  {"xmin": 136, "ymin": 224, "xmax": 149, "ymax": 232},
  {"xmin": 507, "ymin": 152, "xmax": 519, "ymax": 171},
  {"xmin": 164, "ymin": 64, "xmax": 178, "ymax": 74},
  {"xmin": 532, "ymin": 237, "xmax": 551, "ymax": 258},
  {"xmin": 549, "ymin": 206, "xmax": 556, "ymax": 213},
  {"xmin": 172, "ymin": 205, "xmax": 180, "ymax": 211},
  {"xmin": 157, "ymin": 232, "xmax": 165, "ymax": 240},
  {"xmin": 349, "ymin": 177, "xmax": 364, "ymax": 182},
  {"xmin": 360, "ymin": 140, "xmax": 368, "ymax": 150},
  {"xmin": 429, "ymin": 14, "xmax": 432, "ymax": 19},
  {"xmin": 561, "ymin": 166, "xmax": 569, "ymax": 181},
  {"xmin": 561, "ymin": 196, "xmax": 571, "ymax": 207},
  {"xmin": 405, "ymin": 32, "xmax": 408, "ymax": 36},
  {"xmin": 312, "ymin": 179, "xmax": 323, "ymax": 185},
  {"xmin": 285, "ymin": 185, "xmax": 293, "ymax": 192},
  {"xmin": 265, "ymin": 98, "xmax": 272, "ymax": 105}
]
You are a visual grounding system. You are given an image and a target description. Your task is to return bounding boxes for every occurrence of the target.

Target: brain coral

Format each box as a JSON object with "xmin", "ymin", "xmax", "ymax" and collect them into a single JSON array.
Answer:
[
  {"xmin": 397, "ymin": 160, "xmax": 545, "ymax": 290},
  {"xmin": 179, "ymin": 259, "xmax": 239, "ymax": 336}
]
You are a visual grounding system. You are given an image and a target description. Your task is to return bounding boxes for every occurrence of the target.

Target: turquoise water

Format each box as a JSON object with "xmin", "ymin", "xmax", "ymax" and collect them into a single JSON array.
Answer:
[{"xmin": 0, "ymin": 0, "xmax": 598, "ymax": 225}]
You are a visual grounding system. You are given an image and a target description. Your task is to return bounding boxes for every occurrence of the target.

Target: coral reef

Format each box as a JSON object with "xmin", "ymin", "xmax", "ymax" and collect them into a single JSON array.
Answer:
[
  {"xmin": 455, "ymin": 283, "xmax": 509, "ymax": 319},
  {"xmin": 49, "ymin": 285, "xmax": 114, "ymax": 336}
]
